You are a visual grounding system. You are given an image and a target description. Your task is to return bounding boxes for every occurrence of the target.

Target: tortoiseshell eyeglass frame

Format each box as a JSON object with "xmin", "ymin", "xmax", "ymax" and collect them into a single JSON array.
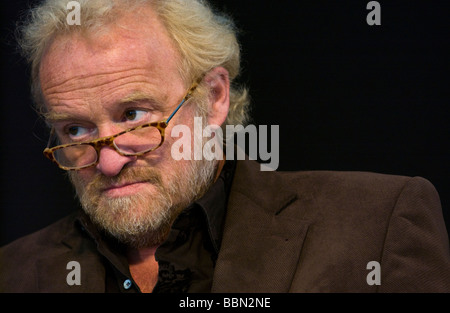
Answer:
[{"xmin": 43, "ymin": 81, "xmax": 199, "ymax": 171}]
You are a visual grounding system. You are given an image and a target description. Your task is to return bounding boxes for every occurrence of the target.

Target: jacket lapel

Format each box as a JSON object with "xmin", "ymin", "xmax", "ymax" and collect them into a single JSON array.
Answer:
[
  {"xmin": 35, "ymin": 217, "xmax": 106, "ymax": 292},
  {"xmin": 35, "ymin": 251, "xmax": 106, "ymax": 292},
  {"xmin": 212, "ymin": 160, "xmax": 311, "ymax": 292}
]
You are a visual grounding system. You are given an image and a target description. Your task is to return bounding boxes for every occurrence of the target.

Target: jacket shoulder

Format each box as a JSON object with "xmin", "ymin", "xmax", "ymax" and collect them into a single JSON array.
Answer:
[
  {"xmin": 233, "ymin": 160, "xmax": 431, "ymax": 209},
  {"xmin": 0, "ymin": 213, "xmax": 79, "ymax": 292},
  {"xmin": 227, "ymin": 160, "xmax": 449, "ymax": 292},
  {"xmin": 1, "ymin": 212, "xmax": 78, "ymax": 253}
]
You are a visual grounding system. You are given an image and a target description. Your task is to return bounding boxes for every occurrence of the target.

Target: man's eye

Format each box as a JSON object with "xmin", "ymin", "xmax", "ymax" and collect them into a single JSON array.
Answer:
[
  {"xmin": 124, "ymin": 109, "xmax": 148, "ymax": 122},
  {"xmin": 67, "ymin": 126, "xmax": 89, "ymax": 138}
]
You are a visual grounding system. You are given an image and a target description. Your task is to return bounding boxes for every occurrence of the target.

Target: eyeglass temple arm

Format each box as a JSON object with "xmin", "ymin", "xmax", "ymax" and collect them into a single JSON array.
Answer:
[
  {"xmin": 165, "ymin": 81, "xmax": 200, "ymax": 124},
  {"xmin": 165, "ymin": 98, "xmax": 187, "ymax": 124},
  {"xmin": 46, "ymin": 127, "xmax": 56, "ymax": 149}
]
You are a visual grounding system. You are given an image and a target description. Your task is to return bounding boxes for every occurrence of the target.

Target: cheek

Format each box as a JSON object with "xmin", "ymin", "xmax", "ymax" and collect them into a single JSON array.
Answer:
[
  {"xmin": 69, "ymin": 168, "xmax": 96, "ymax": 191},
  {"xmin": 144, "ymin": 143, "xmax": 191, "ymax": 174},
  {"xmin": 164, "ymin": 105, "xmax": 199, "ymax": 151}
]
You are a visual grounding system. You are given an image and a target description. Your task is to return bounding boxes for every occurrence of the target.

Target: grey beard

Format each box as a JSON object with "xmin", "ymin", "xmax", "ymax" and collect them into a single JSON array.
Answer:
[{"xmin": 70, "ymin": 158, "xmax": 218, "ymax": 248}]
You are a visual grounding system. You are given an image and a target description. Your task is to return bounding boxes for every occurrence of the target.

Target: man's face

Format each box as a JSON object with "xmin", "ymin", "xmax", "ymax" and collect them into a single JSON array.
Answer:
[{"xmin": 39, "ymin": 8, "xmax": 217, "ymax": 247}]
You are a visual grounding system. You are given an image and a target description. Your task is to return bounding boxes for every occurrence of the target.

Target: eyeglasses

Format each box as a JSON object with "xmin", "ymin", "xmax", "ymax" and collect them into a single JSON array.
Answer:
[{"xmin": 43, "ymin": 82, "xmax": 199, "ymax": 171}]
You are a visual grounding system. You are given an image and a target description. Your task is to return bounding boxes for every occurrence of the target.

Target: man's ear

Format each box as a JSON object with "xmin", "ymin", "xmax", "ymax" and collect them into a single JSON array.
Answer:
[{"xmin": 203, "ymin": 67, "xmax": 230, "ymax": 127}]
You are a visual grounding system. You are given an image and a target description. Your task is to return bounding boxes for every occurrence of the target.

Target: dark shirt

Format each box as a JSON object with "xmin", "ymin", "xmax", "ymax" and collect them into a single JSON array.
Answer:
[{"xmin": 76, "ymin": 160, "xmax": 235, "ymax": 293}]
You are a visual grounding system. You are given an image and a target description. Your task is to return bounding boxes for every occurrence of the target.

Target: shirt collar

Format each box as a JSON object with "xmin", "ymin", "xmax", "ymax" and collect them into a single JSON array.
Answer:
[{"xmin": 192, "ymin": 159, "xmax": 236, "ymax": 253}]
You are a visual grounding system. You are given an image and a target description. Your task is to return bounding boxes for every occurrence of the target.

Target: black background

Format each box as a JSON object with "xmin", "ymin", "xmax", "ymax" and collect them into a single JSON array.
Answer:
[{"xmin": 1, "ymin": 0, "xmax": 449, "ymax": 246}]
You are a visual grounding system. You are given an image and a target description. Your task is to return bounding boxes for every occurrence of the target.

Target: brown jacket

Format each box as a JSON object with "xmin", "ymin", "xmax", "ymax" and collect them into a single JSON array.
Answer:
[{"xmin": 1, "ymin": 160, "xmax": 449, "ymax": 292}]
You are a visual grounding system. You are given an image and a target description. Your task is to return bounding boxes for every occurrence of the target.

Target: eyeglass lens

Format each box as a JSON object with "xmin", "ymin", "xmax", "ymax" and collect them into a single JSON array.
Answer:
[{"xmin": 53, "ymin": 126, "xmax": 162, "ymax": 169}]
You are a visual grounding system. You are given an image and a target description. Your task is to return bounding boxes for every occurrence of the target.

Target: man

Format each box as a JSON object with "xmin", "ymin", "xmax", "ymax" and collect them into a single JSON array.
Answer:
[{"xmin": 1, "ymin": 0, "xmax": 449, "ymax": 293}]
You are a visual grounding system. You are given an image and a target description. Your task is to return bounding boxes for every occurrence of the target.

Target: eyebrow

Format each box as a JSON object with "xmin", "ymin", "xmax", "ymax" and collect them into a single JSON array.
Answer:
[
  {"xmin": 117, "ymin": 91, "xmax": 168, "ymax": 112},
  {"xmin": 44, "ymin": 111, "xmax": 74, "ymax": 123},
  {"xmin": 118, "ymin": 91, "xmax": 159, "ymax": 104},
  {"xmin": 44, "ymin": 91, "xmax": 167, "ymax": 123}
]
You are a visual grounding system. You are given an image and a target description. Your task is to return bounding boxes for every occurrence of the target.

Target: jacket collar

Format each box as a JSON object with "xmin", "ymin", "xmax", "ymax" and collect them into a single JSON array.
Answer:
[{"xmin": 34, "ymin": 212, "xmax": 107, "ymax": 292}]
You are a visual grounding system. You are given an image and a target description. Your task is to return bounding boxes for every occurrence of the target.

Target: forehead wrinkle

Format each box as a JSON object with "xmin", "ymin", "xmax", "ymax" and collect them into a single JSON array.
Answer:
[{"xmin": 42, "ymin": 68, "xmax": 152, "ymax": 96}]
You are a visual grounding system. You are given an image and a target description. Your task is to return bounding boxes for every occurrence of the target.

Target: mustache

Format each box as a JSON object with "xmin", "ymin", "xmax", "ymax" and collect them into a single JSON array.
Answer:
[{"xmin": 75, "ymin": 166, "xmax": 164, "ymax": 196}]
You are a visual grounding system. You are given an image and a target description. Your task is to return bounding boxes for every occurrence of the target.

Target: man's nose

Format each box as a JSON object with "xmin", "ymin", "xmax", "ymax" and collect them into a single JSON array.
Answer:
[{"xmin": 95, "ymin": 146, "xmax": 137, "ymax": 177}]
